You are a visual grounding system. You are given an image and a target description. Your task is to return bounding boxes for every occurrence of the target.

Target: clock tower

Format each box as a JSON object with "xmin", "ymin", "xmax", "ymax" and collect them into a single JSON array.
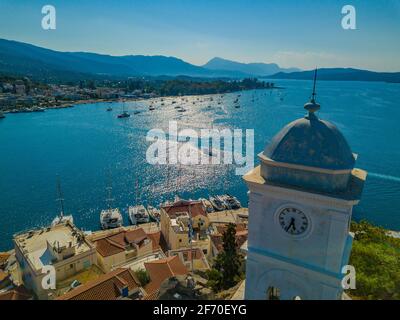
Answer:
[{"xmin": 243, "ymin": 71, "xmax": 367, "ymax": 300}]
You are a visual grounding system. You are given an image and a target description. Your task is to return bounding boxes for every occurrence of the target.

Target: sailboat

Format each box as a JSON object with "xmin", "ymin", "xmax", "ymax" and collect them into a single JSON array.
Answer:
[
  {"xmin": 51, "ymin": 177, "xmax": 74, "ymax": 226},
  {"xmin": 100, "ymin": 178, "xmax": 123, "ymax": 229},
  {"xmin": 117, "ymin": 102, "xmax": 130, "ymax": 118}
]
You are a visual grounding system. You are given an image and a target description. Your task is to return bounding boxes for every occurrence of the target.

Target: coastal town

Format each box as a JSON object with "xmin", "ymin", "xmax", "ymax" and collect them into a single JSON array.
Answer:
[
  {"xmin": 0, "ymin": 76, "xmax": 275, "ymax": 117},
  {"xmin": 0, "ymin": 194, "xmax": 248, "ymax": 300}
]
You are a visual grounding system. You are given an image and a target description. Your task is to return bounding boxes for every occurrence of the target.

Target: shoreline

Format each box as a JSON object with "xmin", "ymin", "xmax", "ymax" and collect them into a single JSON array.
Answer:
[{"xmin": 2, "ymin": 87, "xmax": 283, "ymax": 114}]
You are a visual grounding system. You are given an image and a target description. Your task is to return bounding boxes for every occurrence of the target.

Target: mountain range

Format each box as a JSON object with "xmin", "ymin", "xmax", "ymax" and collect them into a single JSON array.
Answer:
[
  {"xmin": 0, "ymin": 38, "xmax": 292, "ymax": 81},
  {"xmin": 202, "ymin": 57, "xmax": 299, "ymax": 76},
  {"xmin": 0, "ymin": 38, "xmax": 399, "ymax": 83}
]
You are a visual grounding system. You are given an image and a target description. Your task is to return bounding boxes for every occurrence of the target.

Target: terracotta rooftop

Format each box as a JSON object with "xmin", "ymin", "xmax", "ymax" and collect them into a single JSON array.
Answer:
[
  {"xmin": 210, "ymin": 228, "xmax": 248, "ymax": 253},
  {"xmin": 146, "ymin": 231, "xmax": 161, "ymax": 251},
  {"xmin": 0, "ymin": 285, "xmax": 32, "ymax": 300},
  {"xmin": 169, "ymin": 248, "xmax": 204, "ymax": 261},
  {"xmin": 144, "ymin": 256, "xmax": 188, "ymax": 294},
  {"xmin": 57, "ymin": 268, "xmax": 140, "ymax": 300},
  {"xmin": 0, "ymin": 270, "xmax": 10, "ymax": 282},
  {"xmin": 94, "ymin": 228, "xmax": 150, "ymax": 257},
  {"xmin": 216, "ymin": 223, "xmax": 247, "ymax": 234},
  {"xmin": 162, "ymin": 200, "xmax": 207, "ymax": 219},
  {"xmin": 143, "ymin": 290, "xmax": 159, "ymax": 300},
  {"xmin": 0, "ymin": 252, "xmax": 11, "ymax": 266}
]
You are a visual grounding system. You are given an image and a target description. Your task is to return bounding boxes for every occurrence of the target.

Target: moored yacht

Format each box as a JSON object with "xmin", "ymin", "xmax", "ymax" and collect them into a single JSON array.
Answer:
[
  {"xmin": 128, "ymin": 205, "xmax": 150, "ymax": 225},
  {"xmin": 221, "ymin": 194, "xmax": 241, "ymax": 209},
  {"xmin": 100, "ymin": 181, "xmax": 123, "ymax": 229},
  {"xmin": 209, "ymin": 195, "xmax": 226, "ymax": 211},
  {"xmin": 51, "ymin": 177, "xmax": 74, "ymax": 226},
  {"xmin": 100, "ymin": 208, "xmax": 123, "ymax": 229},
  {"xmin": 117, "ymin": 103, "xmax": 130, "ymax": 118},
  {"xmin": 200, "ymin": 198, "xmax": 214, "ymax": 213},
  {"xmin": 147, "ymin": 205, "xmax": 161, "ymax": 222}
]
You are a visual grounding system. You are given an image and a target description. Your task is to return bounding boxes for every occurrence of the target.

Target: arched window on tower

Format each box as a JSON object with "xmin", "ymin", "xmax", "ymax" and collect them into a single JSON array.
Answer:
[{"xmin": 267, "ymin": 287, "xmax": 280, "ymax": 300}]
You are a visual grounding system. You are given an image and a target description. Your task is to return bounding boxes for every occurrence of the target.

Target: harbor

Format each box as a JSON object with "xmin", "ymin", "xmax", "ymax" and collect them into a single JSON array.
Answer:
[{"xmin": 1, "ymin": 79, "xmax": 400, "ymax": 252}]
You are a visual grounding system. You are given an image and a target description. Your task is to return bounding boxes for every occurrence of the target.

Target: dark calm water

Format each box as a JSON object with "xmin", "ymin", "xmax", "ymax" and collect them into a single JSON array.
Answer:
[{"xmin": 1, "ymin": 79, "xmax": 400, "ymax": 250}]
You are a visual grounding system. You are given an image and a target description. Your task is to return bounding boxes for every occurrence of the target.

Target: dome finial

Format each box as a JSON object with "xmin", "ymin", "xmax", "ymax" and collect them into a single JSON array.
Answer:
[{"xmin": 304, "ymin": 68, "xmax": 320, "ymax": 117}]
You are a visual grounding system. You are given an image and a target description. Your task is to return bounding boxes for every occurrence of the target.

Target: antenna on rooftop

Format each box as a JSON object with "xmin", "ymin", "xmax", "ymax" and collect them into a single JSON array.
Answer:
[
  {"xmin": 304, "ymin": 68, "xmax": 321, "ymax": 116},
  {"xmin": 311, "ymin": 68, "xmax": 317, "ymax": 102}
]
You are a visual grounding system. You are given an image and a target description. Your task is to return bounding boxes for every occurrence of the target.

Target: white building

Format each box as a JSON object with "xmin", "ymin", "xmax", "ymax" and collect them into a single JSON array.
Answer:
[
  {"xmin": 14, "ymin": 222, "xmax": 97, "ymax": 299},
  {"xmin": 243, "ymin": 77, "xmax": 367, "ymax": 300}
]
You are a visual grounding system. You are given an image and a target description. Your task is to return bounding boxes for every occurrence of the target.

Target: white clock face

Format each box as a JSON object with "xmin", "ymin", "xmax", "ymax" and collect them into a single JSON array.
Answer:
[{"xmin": 278, "ymin": 207, "xmax": 309, "ymax": 236}]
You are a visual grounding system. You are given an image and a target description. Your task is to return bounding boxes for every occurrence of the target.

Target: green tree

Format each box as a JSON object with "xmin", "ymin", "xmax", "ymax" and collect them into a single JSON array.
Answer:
[
  {"xmin": 134, "ymin": 269, "xmax": 150, "ymax": 286},
  {"xmin": 348, "ymin": 220, "xmax": 400, "ymax": 300},
  {"xmin": 210, "ymin": 223, "xmax": 244, "ymax": 291}
]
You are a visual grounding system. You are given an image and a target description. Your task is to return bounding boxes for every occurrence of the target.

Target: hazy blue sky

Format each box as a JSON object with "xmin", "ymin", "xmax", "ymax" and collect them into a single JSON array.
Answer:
[{"xmin": 1, "ymin": 0, "xmax": 399, "ymax": 71}]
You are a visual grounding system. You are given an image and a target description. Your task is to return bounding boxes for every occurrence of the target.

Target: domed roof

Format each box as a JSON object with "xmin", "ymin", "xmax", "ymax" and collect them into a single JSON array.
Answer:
[{"xmin": 263, "ymin": 114, "xmax": 355, "ymax": 170}]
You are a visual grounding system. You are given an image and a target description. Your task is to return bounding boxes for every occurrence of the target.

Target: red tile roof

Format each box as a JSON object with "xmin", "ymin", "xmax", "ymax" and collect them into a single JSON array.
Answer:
[
  {"xmin": 0, "ymin": 270, "xmax": 10, "ymax": 282},
  {"xmin": 146, "ymin": 231, "xmax": 161, "ymax": 251},
  {"xmin": 0, "ymin": 285, "xmax": 32, "ymax": 300},
  {"xmin": 94, "ymin": 228, "xmax": 150, "ymax": 257},
  {"xmin": 170, "ymin": 248, "xmax": 204, "ymax": 261},
  {"xmin": 143, "ymin": 290, "xmax": 159, "ymax": 300},
  {"xmin": 216, "ymin": 223, "xmax": 247, "ymax": 234},
  {"xmin": 163, "ymin": 200, "xmax": 207, "ymax": 219},
  {"xmin": 0, "ymin": 252, "xmax": 10, "ymax": 267},
  {"xmin": 144, "ymin": 256, "xmax": 188, "ymax": 294},
  {"xmin": 57, "ymin": 268, "xmax": 141, "ymax": 300},
  {"xmin": 210, "ymin": 229, "xmax": 248, "ymax": 253}
]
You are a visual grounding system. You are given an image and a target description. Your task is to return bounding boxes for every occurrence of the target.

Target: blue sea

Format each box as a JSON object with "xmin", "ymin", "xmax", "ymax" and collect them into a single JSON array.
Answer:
[{"xmin": 1, "ymin": 79, "xmax": 400, "ymax": 251}]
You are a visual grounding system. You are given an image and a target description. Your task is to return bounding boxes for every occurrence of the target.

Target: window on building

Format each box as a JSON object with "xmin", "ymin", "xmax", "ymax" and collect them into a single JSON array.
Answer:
[{"xmin": 267, "ymin": 287, "xmax": 280, "ymax": 300}]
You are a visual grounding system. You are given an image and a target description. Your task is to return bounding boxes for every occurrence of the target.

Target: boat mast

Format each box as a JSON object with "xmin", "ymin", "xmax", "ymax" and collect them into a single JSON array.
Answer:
[
  {"xmin": 135, "ymin": 179, "xmax": 139, "ymax": 205},
  {"xmin": 56, "ymin": 175, "xmax": 65, "ymax": 219},
  {"xmin": 188, "ymin": 202, "xmax": 194, "ymax": 273},
  {"xmin": 106, "ymin": 173, "xmax": 114, "ymax": 210}
]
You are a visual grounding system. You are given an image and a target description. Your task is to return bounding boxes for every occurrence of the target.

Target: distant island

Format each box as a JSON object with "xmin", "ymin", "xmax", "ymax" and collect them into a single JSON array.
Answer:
[{"xmin": 268, "ymin": 68, "xmax": 400, "ymax": 83}]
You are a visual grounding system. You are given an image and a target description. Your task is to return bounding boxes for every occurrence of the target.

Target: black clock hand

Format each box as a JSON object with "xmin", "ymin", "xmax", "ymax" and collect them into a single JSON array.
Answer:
[{"xmin": 285, "ymin": 218, "xmax": 296, "ymax": 232}]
